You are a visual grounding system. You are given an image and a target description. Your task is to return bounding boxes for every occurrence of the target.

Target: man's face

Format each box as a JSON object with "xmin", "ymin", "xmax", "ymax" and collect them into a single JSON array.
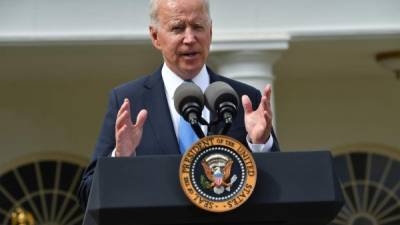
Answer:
[{"xmin": 150, "ymin": 0, "xmax": 212, "ymax": 80}]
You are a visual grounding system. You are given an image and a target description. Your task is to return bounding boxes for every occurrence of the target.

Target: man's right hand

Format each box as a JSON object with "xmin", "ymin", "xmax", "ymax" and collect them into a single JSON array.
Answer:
[{"xmin": 115, "ymin": 98, "xmax": 148, "ymax": 157}]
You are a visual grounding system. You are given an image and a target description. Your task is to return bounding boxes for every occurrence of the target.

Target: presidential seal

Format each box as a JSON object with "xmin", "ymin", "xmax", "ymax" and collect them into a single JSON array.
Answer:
[{"xmin": 179, "ymin": 135, "xmax": 257, "ymax": 213}]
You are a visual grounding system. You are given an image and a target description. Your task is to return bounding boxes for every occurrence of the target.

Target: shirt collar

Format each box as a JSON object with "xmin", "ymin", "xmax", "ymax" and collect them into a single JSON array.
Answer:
[{"xmin": 161, "ymin": 63, "xmax": 209, "ymax": 101}]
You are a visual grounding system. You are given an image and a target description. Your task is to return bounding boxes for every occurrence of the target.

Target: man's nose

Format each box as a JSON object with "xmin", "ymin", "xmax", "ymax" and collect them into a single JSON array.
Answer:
[{"xmin": 183, "ymin": 29, "xmax": 196, "ymax": 44}]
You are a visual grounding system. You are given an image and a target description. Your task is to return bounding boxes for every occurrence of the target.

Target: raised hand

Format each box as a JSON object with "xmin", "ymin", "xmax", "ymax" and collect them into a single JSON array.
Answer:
[
  {"xmin": 115, "ymin": 98, "xmax": 148, "ymax": 157},
  {"xmin": 242, "ymin": 84, "xmax": 273, "ymax": 144}
]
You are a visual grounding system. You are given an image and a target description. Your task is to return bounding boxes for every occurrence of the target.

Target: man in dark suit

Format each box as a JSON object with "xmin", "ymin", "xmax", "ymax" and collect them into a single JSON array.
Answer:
[{"xmin": 78, "ymin": 0, "xmax": 280, "ymax": 209}]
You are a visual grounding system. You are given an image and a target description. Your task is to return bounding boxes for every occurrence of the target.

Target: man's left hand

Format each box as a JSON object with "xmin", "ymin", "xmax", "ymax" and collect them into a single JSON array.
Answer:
[{"xmin": 242, "ymin": 84, "xmax": 273, "ymax": 144}]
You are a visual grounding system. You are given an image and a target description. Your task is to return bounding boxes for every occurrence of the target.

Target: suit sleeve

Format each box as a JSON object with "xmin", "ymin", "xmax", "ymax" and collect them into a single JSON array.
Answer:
[
  {"xmin": 77, "ymin": 89, "xmax": 120, "ymax": 210},
  {"xmin": 270, "ymin": 129, "xmax": 280, "ymax": 152}
]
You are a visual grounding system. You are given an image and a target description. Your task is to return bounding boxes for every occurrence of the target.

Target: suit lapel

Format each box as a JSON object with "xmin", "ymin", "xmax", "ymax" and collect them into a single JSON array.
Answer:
[{"xmin": 143, "ymin": 68, "xmax": 180, "ymax": 154}]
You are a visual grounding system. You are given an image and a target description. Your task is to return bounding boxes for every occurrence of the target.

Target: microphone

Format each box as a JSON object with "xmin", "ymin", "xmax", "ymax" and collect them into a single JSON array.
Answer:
[
  {"xmin": 174, "ymin": 82, "xmax": 205, "ymax": 138},
  {"xmin": 204, "ymin": 81, "xmax": 239, "ymax": 135}
]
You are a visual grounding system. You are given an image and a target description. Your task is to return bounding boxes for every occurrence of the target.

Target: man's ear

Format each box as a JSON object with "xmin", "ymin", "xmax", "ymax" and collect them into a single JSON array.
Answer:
[{"xmin": 149, "ymin": 26, "xmax": 161, "ymax": 50}]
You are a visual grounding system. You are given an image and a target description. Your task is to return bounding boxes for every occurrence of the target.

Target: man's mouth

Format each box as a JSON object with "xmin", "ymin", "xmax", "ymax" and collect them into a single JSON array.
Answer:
[{"xmin": 180, "ymin": 52, "xmax": 199, "ymax": 58}]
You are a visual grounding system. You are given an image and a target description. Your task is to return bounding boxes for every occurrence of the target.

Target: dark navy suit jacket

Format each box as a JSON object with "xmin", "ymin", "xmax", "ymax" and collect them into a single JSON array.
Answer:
[{"xmin": 78, "ymin": 66, "xmax": 280, "ymax": 209}]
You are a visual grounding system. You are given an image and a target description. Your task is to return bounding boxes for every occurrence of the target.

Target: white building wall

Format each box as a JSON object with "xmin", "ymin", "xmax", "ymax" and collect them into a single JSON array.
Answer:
[{"xmin": 0, "ymin": 0, "xmax": 399, "ymax": 44}]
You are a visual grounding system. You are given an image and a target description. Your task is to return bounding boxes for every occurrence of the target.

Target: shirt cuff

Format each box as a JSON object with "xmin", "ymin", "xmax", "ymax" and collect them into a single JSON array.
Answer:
[
  {"xmin": 111, "ymin": 148, "xmax": 136, "ymax": 157},
  {"xmin": 246, "ymin": 135, "xmax": 274, "ymax": 153},
  {"xmin": 111, "ymin": 148, "xmax": 117, "ymax": 157}
]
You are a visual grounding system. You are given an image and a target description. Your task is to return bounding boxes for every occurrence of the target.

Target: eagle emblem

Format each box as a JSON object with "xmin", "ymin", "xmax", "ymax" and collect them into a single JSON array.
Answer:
[{"xmin": 201, "ymin": 153, "xmax": 238, "ymax": 195}]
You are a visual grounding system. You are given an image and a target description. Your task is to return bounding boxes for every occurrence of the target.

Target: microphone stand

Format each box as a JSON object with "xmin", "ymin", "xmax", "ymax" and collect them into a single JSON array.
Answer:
[
  {"xmin": 219, "ymin": 114, "xmax": 233, "ymax": 135},
  {"xmin": 188, "ymin": 114, "xmax": 207, "ymax": 139},
  {"xmin": 207, "ymin": 115, "xmax": 232, "ymax": 136}
]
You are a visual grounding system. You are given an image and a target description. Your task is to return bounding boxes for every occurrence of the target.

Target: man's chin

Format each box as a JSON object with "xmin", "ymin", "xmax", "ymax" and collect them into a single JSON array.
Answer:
[{"xmin": 178, "ymin": 65, "xmax": 203, "ymax": 78}]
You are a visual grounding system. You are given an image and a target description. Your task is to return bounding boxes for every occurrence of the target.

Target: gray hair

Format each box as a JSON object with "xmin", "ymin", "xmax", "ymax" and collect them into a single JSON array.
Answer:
[{"xmin": 149, "ymin": 0, "xmax": 211, "ymax": 27}]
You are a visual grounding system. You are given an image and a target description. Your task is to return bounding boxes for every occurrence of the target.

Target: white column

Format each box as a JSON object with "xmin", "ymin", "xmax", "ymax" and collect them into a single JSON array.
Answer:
[
  {"xmin": 210, "ymin": 36, "xmax": 289, "ymax": 131},
  {"xmin": 213, "ymin": 50, "xmax": 280, "ymax": 91}
]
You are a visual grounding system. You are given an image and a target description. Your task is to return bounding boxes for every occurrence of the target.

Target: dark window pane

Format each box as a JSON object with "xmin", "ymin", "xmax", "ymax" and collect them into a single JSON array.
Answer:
[
  {"xmin": 370, "ymin": 154, "xmax": 388, "ymax": 182},
  {"xmin": 72, "ymin": 169, "xmax": 83, "ymax": 195},
  {"xmin": 21, "ymin": 201, "xmax": 37, "ymax": 222},
  {"xmin": 56, "ymin": 195, "xmax": 66, "ymax": 218},
  {"xmin": 40, "ymin": 161, "xmax": 56, "ymax": 190},
  {"xmin": 368, "ymin": 186, "xmax": 377, "ymax": 206},
  {"xmin": 65, "ymin": 205, "xmax": 83, "ymax": 225},
  {"xmin": 384, "ymin": 206, "xmax": 400, "ymax": 224},
  {"xmin": 0, "ymin": 212, "xmax": 5, "ymax": 224},
  {"xmin": 59, "ymin": 163, "xmax": 79, "ymax": 192},
  {"xmin": 334, "ymin": 155, "xmax": 350, "ymax": 183},
  {"xmin": 350, "ymin": 153, "xmax": 367, "ymax": 180},
  {"xmin": 385, "ymin": 161, "xmax": 400, "ymax": 189},
  {"xmin": 0, "ymin": 172, "xmax": 24, "ymax": 200},
  {"xmin": 356, "ymin": 184, "xmax": 364, "ymax": 208},
  {"xmin": 17, "ymin": 163, "xmax": 38, "ymax": 193},
  {"xmin": 375, "ymin": 190, "xmax": 388, "ymax": 210},
  {"xmin": 44, "ymin": 193, "xmax": 53, "ymax": 216},
  {"xmin": 0, "ymin": 191, "xmax": 12, "ymax": 209},
  {"xmin": 65, "ymin": 198, "xmax": 76, "ymax": 214},
  {"xmin": 32, "ymin": 195, "xmax": 44, "ymax": 218},
  {"xmin": 384, "ymin": 221, "xmax": 400, "ymax": 225},
  {"xmin": 396, "ymin": 186, "xmax": 400, "ymax": 197},
  {"xmin": 344, "ymin": 186, "xmax": 356, "ymax": 210}
]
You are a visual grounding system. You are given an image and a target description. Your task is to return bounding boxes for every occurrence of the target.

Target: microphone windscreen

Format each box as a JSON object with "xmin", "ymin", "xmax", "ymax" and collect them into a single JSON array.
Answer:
[
  {"xmin": 173, "ymin": 82, "xmax": 204, "ymax": 114},
  {"xmin": 204, "ymin": 81, "xmax": 239, "ymax": 113}
]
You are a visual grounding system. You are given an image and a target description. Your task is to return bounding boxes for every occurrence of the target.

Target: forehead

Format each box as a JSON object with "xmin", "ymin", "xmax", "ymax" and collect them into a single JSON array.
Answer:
[{"xmin": 158, "ymin": 0, "xmax": 209, "ymax": 24}]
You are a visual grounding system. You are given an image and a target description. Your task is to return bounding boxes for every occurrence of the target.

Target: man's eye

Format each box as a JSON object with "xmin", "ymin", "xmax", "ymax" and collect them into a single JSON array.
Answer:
[
  {"xmin": 171, "ymin": 26, "xmax": 184, "ymax": 32},
  {"xmin": 193, "ymin": 25, "xmax": 204, "ymax": 30}
]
